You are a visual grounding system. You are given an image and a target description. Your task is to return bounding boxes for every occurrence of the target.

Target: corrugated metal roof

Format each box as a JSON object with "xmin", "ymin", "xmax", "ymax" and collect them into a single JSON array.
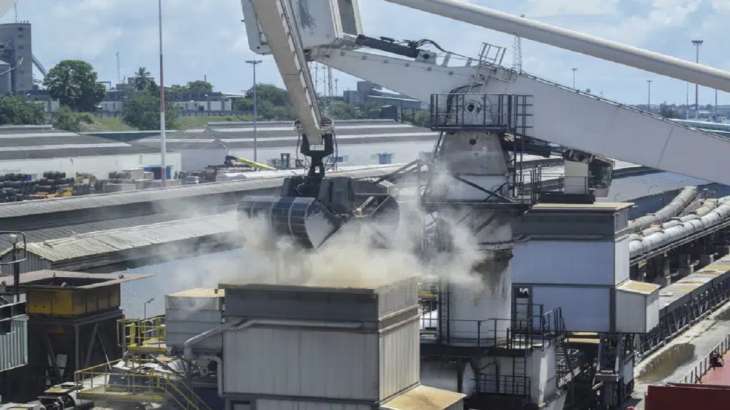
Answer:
[
  {"xmin": 0, "ymin": 165, "xmax": 400, "ymax": 219},
  {"xmin": 15, "ymin": 212, "xmax": 236, "ymax": 263},
  {"xmin": 0, "ymin": 125, "xmax": 165, "ymax": 160},
  {"xmin": 0, "ymin": 270, "xmax": 149, "ymax": 288},
  {"xmin": 0, "ymin": 212, "xmax": 192, "ymax": 249}
]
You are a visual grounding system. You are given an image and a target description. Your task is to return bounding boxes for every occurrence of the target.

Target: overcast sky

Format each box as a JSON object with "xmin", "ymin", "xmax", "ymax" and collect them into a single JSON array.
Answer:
[{"xmin": 12, "ymin": 0, "xmax": 730, "ymax": 105}]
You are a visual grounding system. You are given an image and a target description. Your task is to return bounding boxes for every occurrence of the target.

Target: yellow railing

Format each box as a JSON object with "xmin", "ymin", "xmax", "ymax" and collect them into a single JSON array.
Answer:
[
  {"xmin": 75, "ymin": 359, "xmax": 211, "ymax": 410},
  {"xmin": 118, "ymin": 316, "xmax": 167, "ymax": 354}
]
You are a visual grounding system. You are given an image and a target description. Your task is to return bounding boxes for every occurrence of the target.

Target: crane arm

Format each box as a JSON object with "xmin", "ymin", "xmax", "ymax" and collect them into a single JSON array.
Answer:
[
  {"xmin": 313, "ymin": 48, "xmax": 730, "ymax": 185},
  {"xmin": 386, "ymin": 0, "xmax": 730, "ymax": 93},
  {"xmin": 246, "ymin": 0, "xmax": 325, "ymax": 146}
]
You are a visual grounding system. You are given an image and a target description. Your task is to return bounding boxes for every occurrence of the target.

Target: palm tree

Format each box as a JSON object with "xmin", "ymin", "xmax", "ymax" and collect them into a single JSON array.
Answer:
[{"xmin": 133, "ymin": 67, "xmax": 153, "ymax": 92}]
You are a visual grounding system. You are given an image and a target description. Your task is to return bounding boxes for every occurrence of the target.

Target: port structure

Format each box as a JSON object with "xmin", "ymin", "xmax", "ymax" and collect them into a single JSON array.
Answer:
[{"xmin": 239, "ymin": 1, "xmax": 730, "ymax": 409}]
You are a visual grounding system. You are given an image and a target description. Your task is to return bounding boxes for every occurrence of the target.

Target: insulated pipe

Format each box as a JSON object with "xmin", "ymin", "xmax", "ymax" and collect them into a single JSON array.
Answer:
[
  {"xmin": 630, "ymin": 195, "xmax": 730, "ymax": 257},
  {"xmin": 629, "ymin": 187, "xmax": 698, "ymax": 233},
  {"xmin": 385, "ymin": 0, "xmax": 730, "ymax": 92}
]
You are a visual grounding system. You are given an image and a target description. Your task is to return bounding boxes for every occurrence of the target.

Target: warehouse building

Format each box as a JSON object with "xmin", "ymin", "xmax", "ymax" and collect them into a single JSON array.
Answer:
[
  {"xmin": 0, "ymin": 125, "xmax": 181, "ymax": 179},
  {"xmin": 0, "ymin": 213, "xmax": 239, "ymax": 274},
  {"xmin": 132, "ymin": 119, "xmax": 438, "ymax": 171}
]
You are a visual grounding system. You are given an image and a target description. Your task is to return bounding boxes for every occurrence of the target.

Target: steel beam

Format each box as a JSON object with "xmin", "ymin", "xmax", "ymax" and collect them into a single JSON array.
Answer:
[{"xmin": 385, "ymin": 0, "xmax": 730, "ymax": 92}]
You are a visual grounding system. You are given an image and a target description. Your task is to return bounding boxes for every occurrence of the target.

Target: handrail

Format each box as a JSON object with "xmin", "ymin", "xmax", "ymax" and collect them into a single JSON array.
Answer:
[
  {"xmin": 476, "ymin": 373, "xmax": 531, "ymax": 396},
  {"xmin": 680, "ymin": 333, "xmax": 730, "ymax": 384},
  {"xmin": 118, "ymin": 316, "xmax": 166, "ymax": 353},
  {"xmin": 74, "ymin": 358, "xmax": 212, "ymax": 410},
  {"xmin": 420, "ymin": 302, "xmax": 565, "ymax": 349}
]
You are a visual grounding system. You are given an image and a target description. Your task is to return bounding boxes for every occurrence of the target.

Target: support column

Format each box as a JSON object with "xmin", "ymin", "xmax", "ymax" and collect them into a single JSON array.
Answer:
[
  {"xmin": 699, "ymin": 236, "xmax": 716, "ymax": 267},
  {"xmin": 677, "ymin": 253, "xmax": 694, "ymax": 277},
  {"xmin": 662, "ymin": 256, "xmax": 672, "ymax": 285}
]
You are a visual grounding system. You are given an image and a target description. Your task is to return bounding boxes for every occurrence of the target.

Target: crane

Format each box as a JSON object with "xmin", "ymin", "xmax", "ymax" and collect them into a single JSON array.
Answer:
[
  {"xmin": 239, "ymin": 2, "xmax": 730, "ymax": 408},
  {"xmin": 240, "ymin": 0, "xmax": 730, "ymax": 248}
]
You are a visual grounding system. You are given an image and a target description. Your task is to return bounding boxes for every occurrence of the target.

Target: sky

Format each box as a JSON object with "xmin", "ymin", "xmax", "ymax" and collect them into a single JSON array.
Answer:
[{"xmin": 10, "ymin": 0, "xmax": 730, "ymax": 105}]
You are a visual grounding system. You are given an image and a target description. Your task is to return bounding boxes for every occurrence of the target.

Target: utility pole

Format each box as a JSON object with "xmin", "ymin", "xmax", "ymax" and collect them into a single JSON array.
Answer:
[
  {"xmin": 692, "ymin": 39, "xmax": 703, "ymax": 119},
  {"xmin": 327, "ymin": 66, "xmax": 334, "ymax": 98},
  {"xmin": 572, "ymin": 67, "xmax": 578, "ymax": 89},
  {"xmin": 246, "ymin": 59, "xmax": 263, "ymax": 162},
  {"xmin": 335, "ymin": 78, "xmax": 339, "ymax": 97},
  {"xmin": 116, "ymin": 51, "xmax": 121, "ymax": 86},
  {"xmin": 158, "ymin": 0, "xmax": 167, "ymax": 186},
  {"xmin": 647, "ymin": 80, "xmax": 652, "ymax": 113}
]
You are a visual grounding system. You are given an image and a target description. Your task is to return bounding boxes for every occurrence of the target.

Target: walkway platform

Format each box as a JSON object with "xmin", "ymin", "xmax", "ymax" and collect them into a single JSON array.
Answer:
[{"xmin": 701, "ymin": 352, "xmax": 730, "ymax": 385}]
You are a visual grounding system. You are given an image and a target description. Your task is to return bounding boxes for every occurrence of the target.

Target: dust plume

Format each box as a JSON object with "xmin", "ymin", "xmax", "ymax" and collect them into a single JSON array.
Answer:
[{"xmin": 230, "ymin": 202, "xmax": 487, "ymax": 290}]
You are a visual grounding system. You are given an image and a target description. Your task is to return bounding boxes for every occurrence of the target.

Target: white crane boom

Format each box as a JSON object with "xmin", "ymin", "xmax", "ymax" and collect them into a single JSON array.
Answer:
[
  {"xmin": 386, "ymin": 0, "xmax": 730, "ymax": 93},
  {"xmin": 246, "ymin": 0, "xmax": 324, "ymax": 145},
  {"xmin": 314, "ymin": 48, "xmax": 730, "ymax": 185}
]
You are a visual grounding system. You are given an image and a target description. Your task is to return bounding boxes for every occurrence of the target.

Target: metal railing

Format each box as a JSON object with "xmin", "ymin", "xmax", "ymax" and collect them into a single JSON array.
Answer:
[
  {"xmin": 420, "ymin": 303, "xmax": 565, "ymax": 349},
  {"xmin": 429, "ymin": 94, "xmax": 532, "ymax": 135},
  {"xmin": 118, "ymin": 316, "xmax": 166, "ymax": 354},
  {"xmin": 680, "ymin": 334, "xmax": 730, "ymax": 384},
  {"xmin": 476, "ymin": 374, "xmax": 531, "ymax": 397},
  {"xmin": 75, "ymin": 359, "xmax": 211, "ymax": 410}
]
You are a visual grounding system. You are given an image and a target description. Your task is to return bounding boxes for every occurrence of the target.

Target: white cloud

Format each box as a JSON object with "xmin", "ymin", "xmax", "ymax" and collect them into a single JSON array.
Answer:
[
  {"xmin": 711, "ymin": 0, "xmax": 730, "ymax": 13},
  {"xmin": 526, "ymin": 0, "xmax": 619, "ymax": 16},
  {"xmin": 9, "ymin": 0, "xmax": 730, "ymax": 104}
]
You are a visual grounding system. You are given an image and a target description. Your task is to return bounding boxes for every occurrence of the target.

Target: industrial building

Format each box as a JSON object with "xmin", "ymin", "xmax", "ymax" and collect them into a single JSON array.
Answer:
[
  {"xmin": 2, "ymin": 0, "xmax": 730, "ymax": 409},
  {"xmin": 0, "ymin": 125, "xmax": 182, "ymax": 179},
  {"xmin": 98, "ymin": 80, "xmax": 237, "ymax": 117},
  {"xmin": 0, "ymin": 22, "xmax": 37, "ymax": 94},
  {"xmin": 126, "ymin": 119, "xmax": 438, "ymax": 171}
]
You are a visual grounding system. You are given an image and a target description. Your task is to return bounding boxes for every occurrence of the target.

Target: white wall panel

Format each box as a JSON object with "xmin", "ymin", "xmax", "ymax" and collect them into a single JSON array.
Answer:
[
  {"xmin": 513, "ymin": 241, "xmax": 615, "ymax": 286},
  {"xmin": 532, "ymin": 286, "xmax": 611, "ymax": 332},
  {"xmin": 224, "ymin": 327, "xmax": 379, "ymax": 401},
  {"xmin": 613, "ymin": 237, "xmax": 630, "ymax": 285},
  {"xmin": 379, "ymin": 320, "xmax": 419, "ymax": 400}
]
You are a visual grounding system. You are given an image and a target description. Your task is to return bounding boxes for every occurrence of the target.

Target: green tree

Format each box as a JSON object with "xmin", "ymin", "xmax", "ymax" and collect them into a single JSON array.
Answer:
[
  {"xmin": 659, "ymin": 104, "xmax": 679, "ymax": 119},
  {"xmin": 122, "ymin": 92, "xmax": 177, "ymax": 130},
  {"xmin": 133, "ymin": 67, "xmax": 155, "ymax": 92},
  {"xmin": 43, "ymin": 60, "xmax": 106, "ymax": 112},
  {"xmin": 247, "ymin": 84, "xmax": 290, "ymax": 107},
  {"xmin": 326, "ymin": 100, "xmax": 359, "ymax": 120},
  {"xmin": 53, "ymin": 105, "xmax": 92, "ymax": 132},
  {"xmin": 0, "ymin": 96, "xmax": 45, "ymax": 125},
  {"xmin": 186, "ymin": 80, "xmax": 214, "ymax": 95}
]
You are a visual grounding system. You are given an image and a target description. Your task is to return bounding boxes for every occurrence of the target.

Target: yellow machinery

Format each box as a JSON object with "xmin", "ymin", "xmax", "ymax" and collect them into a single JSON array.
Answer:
[
  {"xmin": 118, "ymin": 315, "xmax": 167, "ymax": 355},
  {"xmin": 3, "ymin": 270, "xmax": 148, "ymax": 397}
]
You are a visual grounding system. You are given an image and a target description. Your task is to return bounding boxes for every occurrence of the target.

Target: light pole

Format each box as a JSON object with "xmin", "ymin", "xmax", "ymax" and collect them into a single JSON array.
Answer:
[
  {"xmin": 246, "ymin": 59, "xmax": 263, "ymax": 162},
  {"xmin": 647, "ymin": 80, "xmax": 652, "ymax": 113},
  {"xmin": 143, "ymin": 297, "xmax": 155, "ymax": 319},
  {"xmin": 158, "ymin": 0, "xmax": 168, "ymax": 186},
  {"xmin": 692, "ymin": 39, "xmax": 703, "ymax": 119},
  {"xmin": 572, "ymin": 67, "xmax": 578, "ymax": 89}
]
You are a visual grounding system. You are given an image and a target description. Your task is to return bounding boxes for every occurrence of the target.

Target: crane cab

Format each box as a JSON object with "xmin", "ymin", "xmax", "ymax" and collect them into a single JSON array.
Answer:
[{"xmin": 242, "ymin": 0, "xmax": 363, "ymax": 54}]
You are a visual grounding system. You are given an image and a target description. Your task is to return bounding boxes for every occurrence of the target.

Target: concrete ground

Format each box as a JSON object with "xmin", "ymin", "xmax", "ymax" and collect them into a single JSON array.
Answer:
[{"xmin": 625, "ymin": 300, "xmax": 730, "ymax": 409}]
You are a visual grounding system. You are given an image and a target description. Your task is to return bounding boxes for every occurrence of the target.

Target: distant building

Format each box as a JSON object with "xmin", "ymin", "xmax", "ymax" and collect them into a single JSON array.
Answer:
[
  {"xmin": 98, "ymin": 78, "xmax": 237, "ymax": 117},
  {"xmin": 343, "ymin": 80, "xmax": 424, "ymax": 111},
  {"xmin": 0, "ymin": 22, "xmax": 35, "ymax": 94}
]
